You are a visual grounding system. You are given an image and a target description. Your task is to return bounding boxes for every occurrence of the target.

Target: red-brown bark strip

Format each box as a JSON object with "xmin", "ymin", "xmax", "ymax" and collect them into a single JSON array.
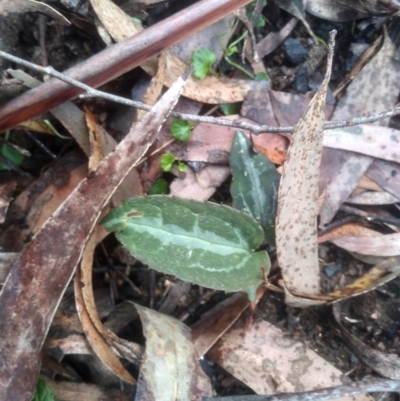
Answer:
[{"xmin": 0, "ymin": 0, "xmax": 252, "ymax": 133}]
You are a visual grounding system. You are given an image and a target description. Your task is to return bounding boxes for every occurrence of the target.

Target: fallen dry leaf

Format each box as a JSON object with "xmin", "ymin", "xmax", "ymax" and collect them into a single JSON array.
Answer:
[
  {"xmin": 319, "ymin": 31, "xmax": 400, "ymax": 226},
  {"xmin": 276, "ymin": 32, "xmax": 334, "ymax": 296},
  {"xmin": 331, "ymin": 232, "xmax": 400, "ymax": 257},
  {"xmin": 0, "ymin": 71, "xmax": 189, "ymax": 401},
  {"xmin": 0, "ymin": 151, "xmax": 87, "ymax": 252},
  {"xmin": 90, "ymin": 0, "xmax": 268, "ymax": 104},
  {"xmin": 207, "ymin": 314, "xmax": 373, "ymax": 401},
  {"xmin": 323, "ymin": 125, "xmax": 400, "ymax": 163},
  {"xmin": 134, "ymin": 303, "xmax": 212, "ymax": 401}
]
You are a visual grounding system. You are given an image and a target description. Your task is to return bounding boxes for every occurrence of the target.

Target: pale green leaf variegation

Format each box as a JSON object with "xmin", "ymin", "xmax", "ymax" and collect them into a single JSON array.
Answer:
[{"xmin": 102, "ymin": 196, "xmax": 269, "ymax": 292}]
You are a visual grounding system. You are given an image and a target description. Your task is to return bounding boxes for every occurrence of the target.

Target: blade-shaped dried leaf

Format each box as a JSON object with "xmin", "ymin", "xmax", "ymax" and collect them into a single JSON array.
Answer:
[
  {"xmin": 331, "ymin": 232, "xmax": 400, "ymax": 257},
  {"xmin": 134, "ymin": 303, "xmax": 212, "ymax": 401},
  {"xmin": 0, "ymin": 71, "xmax": 189, "ymax": 401},
  {"xmin": 323, "ymin": 125, "xmax": 400, "ymax": 163},
  {"xmin": 276, "ymin": 32, "xmax": 335, "ymax": 296}
]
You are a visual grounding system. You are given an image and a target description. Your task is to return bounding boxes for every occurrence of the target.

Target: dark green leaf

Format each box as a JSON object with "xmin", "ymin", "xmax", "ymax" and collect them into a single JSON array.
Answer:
[
  {"xmin": 0, "ymin": 143, "xmax": 24, "ymax": 171},
  {"xmin": 191, "ymin": 48, "xmax": 217, "ymax": 79},
  {"xmin": 160, "ymin": 153, "xmax": 176, "ymax": 172},
  {"xmin": 230, "ymin": 131, "xmax": 280, "ymax": 245},
  {"xmin": 102, "ymin": 196, "xmax": 269, "ymax": 292},
  {"xmin": 33, "ymin": 379, "xmax": 55, "ymax": 401},
  {"xmin": 148, "ymin": 178, "xmax": 169, "ymax": 195},
  {"xmin": 220, "ymin": 103, "xmax": 240, "ymax": 116},
  {"xmin": 170, "ymin": 118, "xmax": 193, "ymax": 141}
]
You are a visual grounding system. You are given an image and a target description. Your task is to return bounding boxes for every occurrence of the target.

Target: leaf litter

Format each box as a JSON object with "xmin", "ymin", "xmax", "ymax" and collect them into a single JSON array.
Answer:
[{"xmin": 3, "ymin": 2, "xmax": 400, "ymax": 401}]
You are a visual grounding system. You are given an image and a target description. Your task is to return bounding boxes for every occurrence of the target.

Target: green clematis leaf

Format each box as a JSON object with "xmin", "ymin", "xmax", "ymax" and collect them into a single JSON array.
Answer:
[{"xmin": 102, "ymin": 196, "xmax": 269, "ymax": 293}]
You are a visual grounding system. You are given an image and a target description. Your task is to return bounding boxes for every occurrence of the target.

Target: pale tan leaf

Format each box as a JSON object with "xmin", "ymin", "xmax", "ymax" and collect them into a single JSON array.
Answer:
[
  {"xmin": 207, "ymin": 315, "xmax": 374, "ymax": 401},
  {"xmin": 319, "ymin": 32, "xmax": 400, "ymax": 225},
  {"xmin": 134, "ymin": 303, "xmax": 212, "ymax": 401},
  {"xmin": 276, "ymin": 32, "xmax": 335, "ymax": 296},
  {"xmin": 331, "ymin": 232, "xmax": 400, "ymax": 257}
]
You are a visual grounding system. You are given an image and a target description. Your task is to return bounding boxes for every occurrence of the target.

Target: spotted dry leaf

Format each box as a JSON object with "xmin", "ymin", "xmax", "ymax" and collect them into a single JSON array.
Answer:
[{"xmin": 276, "ymin": 31, "xmax": 335, "ymax": 296}]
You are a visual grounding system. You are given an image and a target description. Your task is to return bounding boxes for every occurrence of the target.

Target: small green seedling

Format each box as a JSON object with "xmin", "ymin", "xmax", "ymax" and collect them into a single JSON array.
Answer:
[
  {"xmin": 220, "ymin": 103, "xmax": 240, "ymax": 116},
  {"xmin": 191, "ymin": 48, "xmax": 217, "ymax": 79},
  {"xmin": 147, "ymin": 178, "xmax": 169, "ymax": 195},
  {"xmin": 102, "ymin": 196, "xmax": 270, "ymax": 300},
  {"xmin": 246, "ymin": 0, "xmax": 267, "ymax": 27},
  {"xmin": 160, "ymin": 153, "xmax": 186, "ymax": 173},
  {"xmin": 0, "ymin": 142, "xmax": 24, "ymax": 171},
  {"xmin": 170, "ymin": 118, "xmax": 194, "ymax": 141},
  {"xmin": 33, "ymin": 379, "xmax": 55, "ymax": 401}
]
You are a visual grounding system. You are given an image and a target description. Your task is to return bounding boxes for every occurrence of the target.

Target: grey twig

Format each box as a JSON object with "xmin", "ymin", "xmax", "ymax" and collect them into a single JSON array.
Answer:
[
  {"xmin": 1, "ymin": 50, "xmax": 400, "ymax": 135},
  {"xmin": 206, "ymin": 377, "xmax": 400, "ymax": 401}
]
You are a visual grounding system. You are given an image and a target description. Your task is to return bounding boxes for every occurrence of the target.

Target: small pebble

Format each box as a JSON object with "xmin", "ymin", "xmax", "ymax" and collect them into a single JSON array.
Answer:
[{"xmin": 284, "ymin": 38, "xmax": 309, "ymax": 64}]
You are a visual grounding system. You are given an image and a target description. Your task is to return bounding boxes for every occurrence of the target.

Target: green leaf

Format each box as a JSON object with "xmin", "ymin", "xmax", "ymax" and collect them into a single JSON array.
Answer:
[
  {"xmin": 33, "ymin": 379, "xmax": 55, "ymax": 401},
  {"xmin": 230, "ymin": 131, "xmax": 280, "ymax": 245},
  {"xmin": 191, "ymin": 48, "xmax": 217, "ymax": 79},
  {"xmin": 255, "ymin": 72, "xmax": 269, "ymax": 81},
  {"xmin": 170, "ymin": 118, "xmax": 193, "ymax": 141},
  {"xmin": 102, "ymin": 196, "xmax": 269, "ymax": 292},
  {"xmin": 160, "ymin": 153, "xmax": 176, "ymax": 172},
  {"xmin": 148, "ymin": 178, "xmax": 169, "ymax": 195},
  {"xmin": 220, "ymin": 103, "xmax": 240, "ymax": 116},
  {"xmin": 177, "ymin": 161, "xmax": 186, "ymax": 172},
  {"xmin": 254, "ymin": 14, "xmax": 266, "ymax": 27},
  {"xmin": 0, "ymin": 143, "xmax": 24, "ymax": 171}
]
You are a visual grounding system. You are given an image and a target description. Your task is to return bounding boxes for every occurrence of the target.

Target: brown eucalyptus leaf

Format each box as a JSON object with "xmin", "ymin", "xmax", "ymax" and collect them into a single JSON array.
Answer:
[
  {"xmin": 0, "ymin": 70, "xmax": 189, "ymax": 401},
  {"xmin": 276, "ymin": 33, "xmax": 334, "ymax": 296}
]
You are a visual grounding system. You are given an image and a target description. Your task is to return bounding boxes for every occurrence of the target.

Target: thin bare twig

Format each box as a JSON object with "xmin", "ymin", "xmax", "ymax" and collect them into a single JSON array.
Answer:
[
  {"xmin": 1, "ymin": 50, "xmax": 400, "ymax": 135},
  {"xmin": 207, "ymin": 377, "xmax": 400, "ymax": 401}
]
